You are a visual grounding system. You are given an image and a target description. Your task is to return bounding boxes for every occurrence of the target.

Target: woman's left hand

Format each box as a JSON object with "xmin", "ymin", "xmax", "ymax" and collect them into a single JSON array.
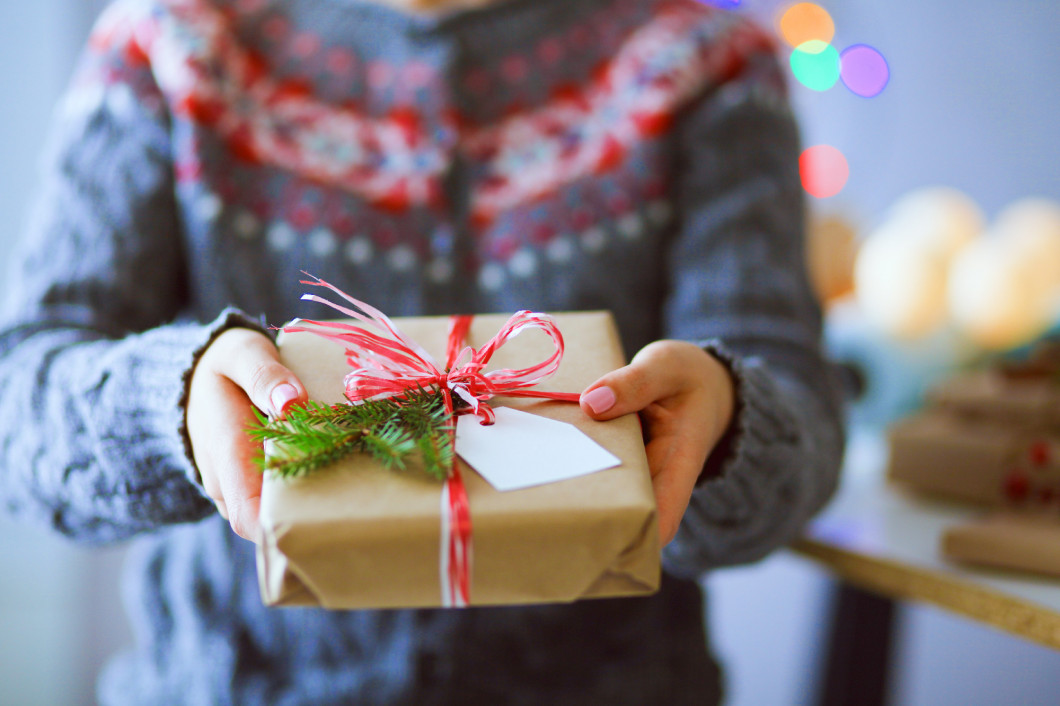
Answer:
[{"xmin": 579, "ymin": 341, "xmax": 735, "ymax": 546}]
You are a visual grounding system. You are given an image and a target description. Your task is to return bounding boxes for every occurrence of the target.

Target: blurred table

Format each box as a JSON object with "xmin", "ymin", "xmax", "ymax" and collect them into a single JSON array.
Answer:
[
  {"xmin": 789, "ymin": 433, "xmax": 1060, "ymax": 706},
  {"xmin": 792, "ymin": 467, "xmax": 1060, "ymax": 650}
]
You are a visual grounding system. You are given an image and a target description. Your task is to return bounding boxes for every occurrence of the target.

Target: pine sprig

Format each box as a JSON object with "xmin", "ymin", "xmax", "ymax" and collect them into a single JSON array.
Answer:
[
  {"xmin": 360, "ymin": 422, "xmax": 418, "ymax": 470},
  {"xmin": 248, "ymin": 388, "xmax": 454, "ymax": 480}
]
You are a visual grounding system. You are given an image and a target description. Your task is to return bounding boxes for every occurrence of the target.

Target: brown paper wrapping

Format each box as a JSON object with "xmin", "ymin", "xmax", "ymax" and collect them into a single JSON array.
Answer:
[
  {"xmin": 942, "ymin": 513, "xmax": 1060, "ymax": 578},
  {"xmin": 927, "ymin": 371, "xmax": 1060, "ymax": 432},
  {"xmin": 256, "ymin": 311, "xmax": 659, "ymax": 610},
  {"xmin": 887, "ymin": 411, "xmax": 1060, "ymax": 507}
]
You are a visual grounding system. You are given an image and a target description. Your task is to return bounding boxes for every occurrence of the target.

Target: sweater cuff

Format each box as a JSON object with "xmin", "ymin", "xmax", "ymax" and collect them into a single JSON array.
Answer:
[
  {"xmin": 694, "ymin": 339, "xmax": 797, "ymax": 493},
  {"xmin": 659, "ymin": 343, "xmax": 802, "ymax": 577},
  {"xmin": 697, "ymin": 340, "xmax": 742, "ymax": 483},
  {"xmin": 176, "ymin": 307, "xmax": 272, "ymax": 491}
]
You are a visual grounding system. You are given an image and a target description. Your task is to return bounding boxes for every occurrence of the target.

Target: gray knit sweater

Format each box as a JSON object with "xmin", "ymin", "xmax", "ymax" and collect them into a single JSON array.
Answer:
[{"xmin": 0, "ymin": 0, "xmax": 843, "ymax": 703}]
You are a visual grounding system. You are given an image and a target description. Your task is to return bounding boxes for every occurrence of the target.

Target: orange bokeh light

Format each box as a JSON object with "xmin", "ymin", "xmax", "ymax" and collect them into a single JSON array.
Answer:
[{"xmin": 778, "ymin": 3, "xmax": 835, "ymax": 48}]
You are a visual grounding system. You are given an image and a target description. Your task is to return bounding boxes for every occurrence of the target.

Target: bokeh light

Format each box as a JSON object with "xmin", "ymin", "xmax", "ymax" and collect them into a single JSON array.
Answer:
[
  {"xmin": 778, "ymin": 3, "xmax": 834, "ymax": 48},
  {"xmin": 840, "ymin": 44, "xmax": 890, "ymax": 98},
  {"xmin": 800, "ymin": 145, "xmax": 849, "ymax": 198},
  {"xmin": 790, "ymin": 40, "xmax": 841, "ymax": 91}
]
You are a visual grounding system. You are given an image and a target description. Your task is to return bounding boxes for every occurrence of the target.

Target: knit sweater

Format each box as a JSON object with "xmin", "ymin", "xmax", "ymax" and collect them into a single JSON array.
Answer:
[{"xmin": 0, "ymin": 0, "xmax": 844, "ymax": 703}]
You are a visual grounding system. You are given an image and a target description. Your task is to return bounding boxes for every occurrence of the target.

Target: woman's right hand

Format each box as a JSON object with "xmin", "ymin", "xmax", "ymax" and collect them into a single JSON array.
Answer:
[{"xmin": 186, "ymin": 328, "xmax": 307, "ymax": 542}]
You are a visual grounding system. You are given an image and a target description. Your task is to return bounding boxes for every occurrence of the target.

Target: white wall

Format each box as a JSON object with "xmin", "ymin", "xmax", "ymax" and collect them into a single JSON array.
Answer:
[
  {"xmin": 0, "ymin": 0, "xmax": 105, "ymax": 258},
  {"xmin": 787, "ymin": 0, "xmax": 1060, "ymax": 222},
  {"xmin": 0, "ymin": 3, "xmax": 126, "ymax": 705}
]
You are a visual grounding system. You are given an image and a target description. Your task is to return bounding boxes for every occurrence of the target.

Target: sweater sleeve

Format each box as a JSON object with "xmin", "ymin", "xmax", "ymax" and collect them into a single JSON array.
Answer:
[
  {"xmin": 659, "ymin": 23, "xmax": 845, "ymax": 577},
  {"xmin": 0, "ymin": 6, "xmax": 239, "ymax": 544}
]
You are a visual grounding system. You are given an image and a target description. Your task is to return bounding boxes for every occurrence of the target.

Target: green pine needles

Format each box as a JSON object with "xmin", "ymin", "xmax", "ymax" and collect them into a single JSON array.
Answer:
[{"xmin": 249, "ymin": 386, "xmax": 454, "ymax": 481}]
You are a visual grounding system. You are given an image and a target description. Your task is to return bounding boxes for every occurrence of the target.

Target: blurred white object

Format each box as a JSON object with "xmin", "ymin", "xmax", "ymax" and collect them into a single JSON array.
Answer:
[
  {"xmin": 948, "ymin": 197, "xmax": 1060, "ymax": 350},
  {"xmin": 854, "ymin": 227, "xmax": 949, "ymax": 339},
  {"xmin": 886, "ymin": 186, "xmax": 984, "ymax": 260},
  {"xmin": 854, "ymin": 187, "xmax": 983, "ymax": 339},
  {"xmin": 947, "ymin": 238, "xmax": 1053, "ymax": 349},
  {"xmin": 993, "ymin": 198, "xmax": 1060, "ymax": 301}
]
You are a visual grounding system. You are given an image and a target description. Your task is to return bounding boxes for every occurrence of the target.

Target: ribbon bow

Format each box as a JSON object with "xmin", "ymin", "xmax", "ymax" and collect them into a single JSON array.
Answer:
[
  {"xmin": 283, "ymin": 274, "xmax": 580, "ymax": 606},
  {"xmin": 285, "ymin": 275, "xmax": 580, "ymax": 423}
]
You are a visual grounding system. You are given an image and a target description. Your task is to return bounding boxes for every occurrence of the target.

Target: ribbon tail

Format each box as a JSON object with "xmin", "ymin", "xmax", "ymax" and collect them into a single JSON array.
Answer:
[
  {"xmin": 439, "ymin": 387, "xmax": 472, "ymax": 608},
  {"xmin": 440, "ymin": 468, "xmax": 472, "ymax": 608},
  {"xmin": 499, "ymin": 390, "xmax": 583, "ymax": 403}
]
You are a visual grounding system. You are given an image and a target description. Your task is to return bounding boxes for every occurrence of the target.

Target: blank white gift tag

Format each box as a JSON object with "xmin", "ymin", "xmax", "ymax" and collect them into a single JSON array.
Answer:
[{"xmin": 455, "ymin": 407, "xmax": 621, "ymax": 491}]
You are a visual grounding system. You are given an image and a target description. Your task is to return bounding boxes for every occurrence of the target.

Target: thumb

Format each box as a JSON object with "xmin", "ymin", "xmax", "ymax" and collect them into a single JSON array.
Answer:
[
  {"xmin": 580, "ymin": 341, "xmax": 685, "ymax": 421},
  {"xmin": 208, "ymin": 328, "xmax": 308, "ymax": 418}
]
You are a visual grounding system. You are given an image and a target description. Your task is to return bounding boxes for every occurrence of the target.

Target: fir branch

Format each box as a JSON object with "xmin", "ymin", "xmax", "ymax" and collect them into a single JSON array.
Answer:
[
  {"xmin": 248, "ymin": 389, "xmax": 454, "ymax": 480},
  {"xmin": 263, "ymin": 424, "xmax": 368, "ymax": 479},
  {"xmin": 416, "ymin": 427, "xmax": 453, "ymax": 481},
  {"xmin": 360, "ymin": 421, "xmax": 418, "ymax": 470}
]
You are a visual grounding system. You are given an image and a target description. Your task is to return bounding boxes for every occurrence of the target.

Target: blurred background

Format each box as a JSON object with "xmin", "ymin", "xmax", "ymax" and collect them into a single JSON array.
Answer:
[{"xmin": 2, "ymin": 0, "xmax": 1060, "ymax": 704}]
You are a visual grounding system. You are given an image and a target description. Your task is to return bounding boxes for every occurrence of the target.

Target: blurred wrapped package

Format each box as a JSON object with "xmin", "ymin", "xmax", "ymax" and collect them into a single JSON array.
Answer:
[
  {"xmin": 887, "ymin": 340, "xmax": 1060, "ymax": 507},
  {"xmin": 941, "ymin": 512, "xmax": 1060, "ymax": 578},
  {"xmin": 888, "ymin": 412, "xmax": 1060, "ymax": 506}
]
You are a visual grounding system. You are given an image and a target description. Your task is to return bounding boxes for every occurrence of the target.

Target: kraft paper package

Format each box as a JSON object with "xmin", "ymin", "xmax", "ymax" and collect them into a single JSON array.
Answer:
[
  {"xmin": 256, "ymin": 311, "xmax": 660, "ymax": 610},
  {"xmin": 887, "ymin": 411, "xmax": 1060, "ymax": 507},
  {"xmin": 942, "ymin": 512, "xmax": 1060, "ymax": 578},
  {"xmin": 927, "ymin": 369, "xmax": 1060, "ymax": 432},
  {"xmin": 887, "ymin": 342, "xmax": 1060, "ymax": 579}
]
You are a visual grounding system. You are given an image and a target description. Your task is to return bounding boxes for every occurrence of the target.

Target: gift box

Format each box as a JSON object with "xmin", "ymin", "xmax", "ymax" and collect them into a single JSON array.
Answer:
[
  {"xmin": 887, "ymin": 411, "xmax": 1060, "ymax": 508},
  {"xmin": 256, "ymin": 310, "xmax": 659, "ymax": 610},
  {"xmin": 942, "ymin": 512, "xmax": 1060, "ymax": 578},
  {"xmin": 927, "ymin": 370, "xmax": 1060, "ymax": 432}
]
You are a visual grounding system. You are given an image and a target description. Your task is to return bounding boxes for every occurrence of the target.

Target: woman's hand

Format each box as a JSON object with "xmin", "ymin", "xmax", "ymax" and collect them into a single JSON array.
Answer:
[
  {"xmin": 580, "ymin": 341, "xmax": 735, "ymax": 546},
  {"xmin": 186, "ymin": 328, "xmax": 307, "ymax": 542}
]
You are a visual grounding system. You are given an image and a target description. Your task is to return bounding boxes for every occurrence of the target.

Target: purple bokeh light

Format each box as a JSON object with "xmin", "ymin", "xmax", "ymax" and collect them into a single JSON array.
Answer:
[{"xmin": 840, "ymin": 44, "xmax": 890, "ymax": 98}]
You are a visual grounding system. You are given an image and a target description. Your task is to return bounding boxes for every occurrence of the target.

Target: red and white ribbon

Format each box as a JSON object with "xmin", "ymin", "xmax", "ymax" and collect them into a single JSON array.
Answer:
[{"xmin": 286, "ymin": 275, "xmax": 579, "ymax": 606}]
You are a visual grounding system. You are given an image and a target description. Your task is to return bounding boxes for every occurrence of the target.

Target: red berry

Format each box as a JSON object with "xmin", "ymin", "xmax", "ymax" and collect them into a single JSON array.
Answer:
[
  {"xmin": 1029, "ymin": 440, "xmax": 1050, "ymax": 467},
  {"xmin": 1004, "ymin": 471, "xmax": 1030, "ymax": 503}
]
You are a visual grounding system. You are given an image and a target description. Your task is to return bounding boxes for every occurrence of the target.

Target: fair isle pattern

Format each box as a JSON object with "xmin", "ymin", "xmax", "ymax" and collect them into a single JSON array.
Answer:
[
  {"xmin": 86, "ymin": 0, "xmax": 777, "ymax": 221},
  {"xmin": 91, "ymin": 0, "xmax": 451, "ymax": 212},
  {"xmin": 464, "ymin": 1, "xmax": 775, "ymax": 225}
]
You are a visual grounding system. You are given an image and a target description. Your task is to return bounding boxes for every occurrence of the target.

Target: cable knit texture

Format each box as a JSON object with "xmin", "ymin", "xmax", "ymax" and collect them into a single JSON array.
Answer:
[{"xmin": 0, "ymin": 0, "xmax": 844, "ymax": 703}]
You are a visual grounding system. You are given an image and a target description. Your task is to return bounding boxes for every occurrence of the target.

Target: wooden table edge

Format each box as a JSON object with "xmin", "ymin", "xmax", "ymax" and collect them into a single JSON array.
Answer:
[{"xmin": 790, "ymin": 537, "xmax": 1060, "ymax": 650}]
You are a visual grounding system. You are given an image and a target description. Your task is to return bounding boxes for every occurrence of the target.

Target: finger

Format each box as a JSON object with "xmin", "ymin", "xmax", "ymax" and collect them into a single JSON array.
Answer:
[
  {"xmin": 211, "ymin": 329, "xmax": 308, "ymax": 419},
  {"xmin": 212, "ymin": 377, "xmax": 265, "ymax": 541},
  {"xmin": 645, "ymin": 426, "xmax": 709, "ymax": 545},
  {"xmin": 188, "ymin": 398, "xmax": 226, "ymax": 515},
  {"xmin": 580, "ymin": 342, "xmax": 688, "ymax": 420},
  {"xmin": 199, "ymin": 459, "xmax": 225, "ymax": 509}
]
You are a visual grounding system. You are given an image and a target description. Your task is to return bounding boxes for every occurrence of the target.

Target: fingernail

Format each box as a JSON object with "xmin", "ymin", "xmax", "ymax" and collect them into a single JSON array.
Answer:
[
  {"xmin": 583, "ymin": 386, "xmax": 616, "ymax": 414},
  {"xmin": 270, "ymin": 383, "xmax": 299, "ymax": 417}
]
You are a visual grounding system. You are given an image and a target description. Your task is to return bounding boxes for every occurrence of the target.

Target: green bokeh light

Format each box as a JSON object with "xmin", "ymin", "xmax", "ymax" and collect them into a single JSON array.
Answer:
[{"xmin": 790, "ymin": 40, "xmax": 841, "ymax": 91}]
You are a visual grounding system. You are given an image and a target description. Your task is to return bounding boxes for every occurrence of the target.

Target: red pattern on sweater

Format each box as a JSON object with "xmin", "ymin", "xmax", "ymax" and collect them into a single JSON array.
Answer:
[{"xmin": 85, "ymin": 0, "xmax": 778, "ymax": 228}]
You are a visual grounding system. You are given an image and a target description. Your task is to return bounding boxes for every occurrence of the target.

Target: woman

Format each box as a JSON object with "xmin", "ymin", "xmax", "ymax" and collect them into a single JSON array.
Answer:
[{"xmin": 0, "ymin": 0, "xmax": 843, "ymax": 702}]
